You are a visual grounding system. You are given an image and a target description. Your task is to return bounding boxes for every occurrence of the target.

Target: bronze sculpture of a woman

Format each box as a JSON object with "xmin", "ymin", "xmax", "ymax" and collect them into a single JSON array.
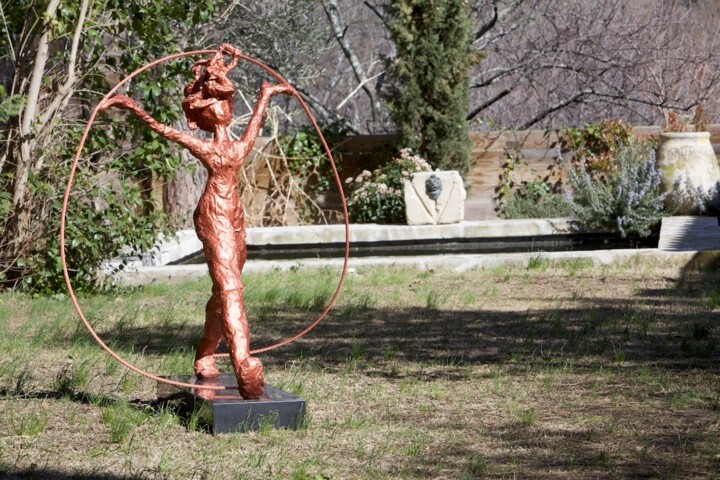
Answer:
[{"xmin": 100, "ymin": 44, "xmax": 294, "ymax": 399}]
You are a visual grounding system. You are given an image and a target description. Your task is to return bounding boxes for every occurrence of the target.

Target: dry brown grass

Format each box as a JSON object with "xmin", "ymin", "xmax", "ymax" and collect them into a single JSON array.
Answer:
[{"xmin": 0, "ymin": 260, "xmax": 718, "ymax": 479}]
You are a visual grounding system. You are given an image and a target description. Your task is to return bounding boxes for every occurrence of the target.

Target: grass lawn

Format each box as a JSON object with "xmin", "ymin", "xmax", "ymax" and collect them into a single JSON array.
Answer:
[{"xmin": 0, "ymin": 260, "xmax": 719, "ymax": 479}]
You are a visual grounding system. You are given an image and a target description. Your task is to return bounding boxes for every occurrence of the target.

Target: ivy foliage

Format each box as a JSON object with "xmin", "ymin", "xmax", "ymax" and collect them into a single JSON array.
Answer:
[{"xmin": 384, "ymin": 0, "xmax": 477, "ymax": 176}]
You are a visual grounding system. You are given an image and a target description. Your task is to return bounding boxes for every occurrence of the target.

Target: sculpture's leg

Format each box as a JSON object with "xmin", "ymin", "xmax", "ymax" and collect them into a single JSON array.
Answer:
[
  {"xmin": 196, "ymin": 213, "xmax": 263, "ymax": 399},
  {"xmin": 194, "ymin": 293, "xmax": 222, "ymax": 378},
  {"xmin": 219, "ymin": 287, "xmax": 264, "ymax": 399},
  {"xmin": 228, "ymin": 215, "xmax": 264, "ymax": 399}
]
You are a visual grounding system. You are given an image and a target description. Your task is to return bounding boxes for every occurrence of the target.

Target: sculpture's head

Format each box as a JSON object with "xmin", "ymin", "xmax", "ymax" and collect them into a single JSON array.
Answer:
[{"xmin": 183, "ymin": 51, "xmax": 236, "ymax": 132}]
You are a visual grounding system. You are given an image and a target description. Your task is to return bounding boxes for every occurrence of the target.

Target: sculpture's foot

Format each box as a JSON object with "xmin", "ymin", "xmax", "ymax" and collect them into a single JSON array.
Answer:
[
  {"xmin": 235, "ymin": 356, "xmax": 264, "ymax": 400},
  {"xmin": 194, "ymin": 356, "xmax": 220, "ymax": 379},
  {"xmin": 194, "ymin": 377, "xmax": 219, "ymax": 402}
]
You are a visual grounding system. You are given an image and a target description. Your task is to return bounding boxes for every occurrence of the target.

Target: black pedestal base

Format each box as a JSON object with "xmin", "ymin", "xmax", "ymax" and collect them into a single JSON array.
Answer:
[{"xmin": 157, "ymin": 374, "xmax": 306, "ymax": 434}]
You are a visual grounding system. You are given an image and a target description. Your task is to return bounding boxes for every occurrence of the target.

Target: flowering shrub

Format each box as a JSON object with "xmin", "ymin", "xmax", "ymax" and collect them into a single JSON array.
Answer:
[
  {"xmin": 670, "ymin": 175, "xmax": 720, "ymax": 215},
  {"xmin": 345, "ymin": 148, "xmax": 432, "ymax": 223},
  {"xmin": 565, "ymin": 141, "xmax": 666, "ymax": 238},
  {"xmin": 565, "ymin": 120, "xmax": 633, "ymax": 178}
]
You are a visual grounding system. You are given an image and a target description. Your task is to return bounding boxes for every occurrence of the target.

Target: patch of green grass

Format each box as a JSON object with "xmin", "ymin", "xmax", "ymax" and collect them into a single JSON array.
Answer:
[
  {"xmin": 12, "ymin": 409, "xmax": 49, "ymax": 437},
  {"xmin": 612, "ymin": 347, "xmax": 626, "ymax": 363},
  {"xmin": 102, "ymin": 400, "xmax": 149, "ymax": 443},
  {"xmin": 53, "ymin": 360, "xmax": 92, "ymax": 396},
  {"xmin": 425, "ymin": 289, "xmax": 444, "ymax": 309},
  {"xmin": 527, "ymin": 254, "xmax": 549, "ymax": 271},
  {"xmin": 702, "ymin": 282, "xmax": 720, "ymax": 310},
  {"xmin": 558, "ymin": 257, "xmax": 594, "ymax": 276},
  {"xmin": 466, "ymin": 453, "xmax": 488, "ymax": 476},
  {"xmin": 159, "ymin": 347, "xmax": 193, "ymax": 375},
  {"xmin": 510, "ymin": 405, "xmax": 538, "ymax": 427},
  {"xmin": 403, "ymin": 429, "xmax": 426, "ymax": 457},
  {"xmin": 681, "ymin": 320, "xmax": 716, "ymax": 358},
  {"xmin": 489, "ymin": 263, "xmax": 511, "ymax": 280},
  {"xmin": 364, "ymin": 266, "xmax": 414, "ymax": 286},
  {"xmin": 245, "ymin": 267, "xmax": 336, "ymax": 312}
]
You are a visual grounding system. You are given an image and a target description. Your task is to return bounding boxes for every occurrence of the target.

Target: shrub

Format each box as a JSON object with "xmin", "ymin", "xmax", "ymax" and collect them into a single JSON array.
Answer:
[
  {"xmin": 501, "ymin": 186, "xmax": 572, "ymax": 219},
  {"xmin": 345, "ymin": 148, "xmax": 432, "ymax": 224},
  {"xmin": 495, "ymin": 146, "xmax": 568, "ymax": 219},
  {"xmin": 565, "ymin": 141, "xmax": 666, "ymax": 238},
  {"xmin": 670, "ymin": 175, "xmax": 720, "ymax": 215},
  {"xmin": 565, "ymin": 120, "xmax": 633, "ymax": 178},
  {"xmin": 384, "ymin": 0, "xmax": 476, "ymax": 175},
  {"xmin": 281, "ymin": 124, "xmax": 348, "ymax": 197},
  {"xmin": 17, "ymin": 170, "xmax": 171, "ymax": 294}
]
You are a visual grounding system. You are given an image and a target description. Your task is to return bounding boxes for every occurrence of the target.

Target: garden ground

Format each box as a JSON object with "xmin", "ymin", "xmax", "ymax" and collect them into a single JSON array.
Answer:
[{"xmin": 0, "ymin": 261, "xmax": 718, "ymax": 479}]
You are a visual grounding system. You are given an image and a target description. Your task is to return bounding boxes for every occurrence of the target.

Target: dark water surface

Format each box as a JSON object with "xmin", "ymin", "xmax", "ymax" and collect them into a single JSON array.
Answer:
[{"xmin": 173, "ymin": 232, "xmax": 660, "ymax": 264}]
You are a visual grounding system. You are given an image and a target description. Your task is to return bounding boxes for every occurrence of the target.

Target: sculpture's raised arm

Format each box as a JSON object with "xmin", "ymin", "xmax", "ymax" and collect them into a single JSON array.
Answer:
[
  {"xmin": 236, "ymin": 81, "xmax": 295, "ymax": 156},
  {"xmin": 99, "ymin": 94, "xmax": 207, "ymax": 158}
]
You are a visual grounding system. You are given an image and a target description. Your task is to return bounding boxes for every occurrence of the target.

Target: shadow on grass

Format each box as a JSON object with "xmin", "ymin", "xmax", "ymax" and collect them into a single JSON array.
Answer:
[
  {"xmin": 0, "ymin": 470, "xmax": 145, "ymax": 480},
  {"xmin": 3, "ymin": 270, "xmax": 719, "ymax": 479},
  {"xmin": 97, "ymin": 290, "xmax": 719, "ymax": 375},
  {"xmin": 400, "ymin": 421, "xmax": 711, "ymax": 479}
]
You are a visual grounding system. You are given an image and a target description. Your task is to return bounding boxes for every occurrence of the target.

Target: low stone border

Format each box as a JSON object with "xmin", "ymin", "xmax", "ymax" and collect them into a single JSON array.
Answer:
[
  {"xmin": 106, "ymin": 217, "xmax": 719, "ymax": 286},
  {"xmin": 136, "ymin": 218, "xmax": 577, "ymax": 267}
]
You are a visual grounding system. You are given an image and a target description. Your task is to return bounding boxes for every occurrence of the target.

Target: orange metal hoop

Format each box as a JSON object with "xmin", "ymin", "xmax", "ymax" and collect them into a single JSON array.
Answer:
[{"xmin": 60, "ymin": 48, "xmax": 350, "ymax": 391}]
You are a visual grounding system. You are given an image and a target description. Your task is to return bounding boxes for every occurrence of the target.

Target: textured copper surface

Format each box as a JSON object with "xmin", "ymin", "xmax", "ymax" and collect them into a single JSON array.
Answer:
[
  {"xmin": 99, "ymin": 45, "xmax": 292, "ymax": 398},
  {"xmin": 61, "ymin": 46, "xmax": 349, "ymax": 395}
]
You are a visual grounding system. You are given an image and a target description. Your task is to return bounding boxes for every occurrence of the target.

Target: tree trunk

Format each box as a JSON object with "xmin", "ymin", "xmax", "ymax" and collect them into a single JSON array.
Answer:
[{"xmin": 164, "ymin": 150, "xmax": 207, "ymax": 228}]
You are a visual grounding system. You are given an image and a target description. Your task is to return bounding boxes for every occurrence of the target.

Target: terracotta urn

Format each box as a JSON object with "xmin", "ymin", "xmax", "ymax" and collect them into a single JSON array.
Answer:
[{"xmin": 656, "ymin": 131, "xmax": 720, "ymax": 214}]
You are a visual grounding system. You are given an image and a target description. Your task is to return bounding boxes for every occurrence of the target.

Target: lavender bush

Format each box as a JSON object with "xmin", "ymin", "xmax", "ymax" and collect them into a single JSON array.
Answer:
[
  {"xmin": 670, "ymin": 175, "xmax": 720, "ymax": 215},
  {"xmin": 345, "ymin": 148, "xmax": 432, "ymax": 224},
  {"xmin": 565, "ymin": 141, "xmax": 666, "ymax": 238}
]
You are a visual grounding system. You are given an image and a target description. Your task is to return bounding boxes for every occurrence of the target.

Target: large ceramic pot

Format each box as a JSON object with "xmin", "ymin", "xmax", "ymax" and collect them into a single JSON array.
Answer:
[{"xmin": 656, "ymin": 131, "xmax": 720, "ymax": 214}]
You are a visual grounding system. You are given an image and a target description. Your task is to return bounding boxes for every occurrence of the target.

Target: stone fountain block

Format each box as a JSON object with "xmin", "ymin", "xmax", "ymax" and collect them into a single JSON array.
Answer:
[{"xmin": 404, "ymin": 170, "xmax": 466, "ymax": 225}]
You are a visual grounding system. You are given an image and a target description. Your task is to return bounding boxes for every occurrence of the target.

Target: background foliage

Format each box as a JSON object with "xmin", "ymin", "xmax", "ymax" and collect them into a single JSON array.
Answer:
[
  {"xmin": 566, "ymin": 140, "xmax": 666, "ymax": 238},
  {"xmin": 0, "ymin": 0, "xmax": 327, "ymax": 293},
  {"xmin": 2, "ymin": 1, "xmax": 720, "ymax": 291},
  {"xmin": 384, "ymin": 0, "xmax": 476, "ymax": 175},
  {"xmin": 346, "ymin": 148, "xmax": 431, "ymax": 224}
]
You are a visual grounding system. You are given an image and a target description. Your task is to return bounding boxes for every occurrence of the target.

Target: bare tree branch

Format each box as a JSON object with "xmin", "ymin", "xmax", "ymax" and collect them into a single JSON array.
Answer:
[
  {"xmin": 321, "ymin": 0, "xmax": 384, "ymax": 126},
  {"xmin": 520, "ymin": 89, "xmax": 591, "ymax": 129},
  {"xmin": 37, "ymin": 0, "xmax": 90, "ymax": 132}
]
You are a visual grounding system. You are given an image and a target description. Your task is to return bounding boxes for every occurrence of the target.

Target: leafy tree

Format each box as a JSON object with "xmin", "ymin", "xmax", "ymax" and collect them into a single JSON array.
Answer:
[
  {"xmin": 383, "ymin": 0, "xmax": 477, "ymax": 175},
  {"xmin": 0, "ymin": 0, "xmax": 215, "ymax": 292},
  {"xmin": 0, "ymin": 0, "xmax": 328, "ymax": 292}
]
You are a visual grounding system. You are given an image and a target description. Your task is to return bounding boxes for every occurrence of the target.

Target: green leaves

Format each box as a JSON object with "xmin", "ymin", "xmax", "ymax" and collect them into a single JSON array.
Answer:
[
  {"xmin": 0, "ymin": 86, "xmax": 25, "ymax": 124},
  {"xmin": 282, "ymin": 124, "xmax": 348, "ymax": 199},
  {"xmin": 0, "ymin": 0, "xmax": 217, "ymax": 293},
  {"xmin": 384, "ymin": 0, "xmax": 474, "ymax": 175},
  {"xmin": 346, "ymin": 148, "xmax": 432, "ymax": 224}
]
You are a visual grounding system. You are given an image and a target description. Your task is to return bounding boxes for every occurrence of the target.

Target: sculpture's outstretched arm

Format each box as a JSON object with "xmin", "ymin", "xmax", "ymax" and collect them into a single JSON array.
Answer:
[
  {"xmin": 100, "ymin": 95, "xmax": 208, "ymax": 158},
  {"xmin": 236, "ymin": 81, "xmax": 295, "ymax": 157}
]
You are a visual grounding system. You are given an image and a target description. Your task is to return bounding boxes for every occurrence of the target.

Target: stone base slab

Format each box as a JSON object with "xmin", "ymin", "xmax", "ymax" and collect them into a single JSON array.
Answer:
[{"xmin": 157, "ymin": 374, "xmax": 306, "ymax": 434}]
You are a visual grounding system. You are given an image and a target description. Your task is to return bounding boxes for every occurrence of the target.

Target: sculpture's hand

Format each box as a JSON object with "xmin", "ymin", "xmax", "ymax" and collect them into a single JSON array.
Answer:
[
  {"xmin": 261, "ymin": 81, "xmax": 296, "ymax": 97},
  {"xmin": 219, "ymin": 43, "xmax": 242, "ymax": 58},
  {"xmin": 98, "ymin": 94, "xmax": 136, "ymax": 112}
]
